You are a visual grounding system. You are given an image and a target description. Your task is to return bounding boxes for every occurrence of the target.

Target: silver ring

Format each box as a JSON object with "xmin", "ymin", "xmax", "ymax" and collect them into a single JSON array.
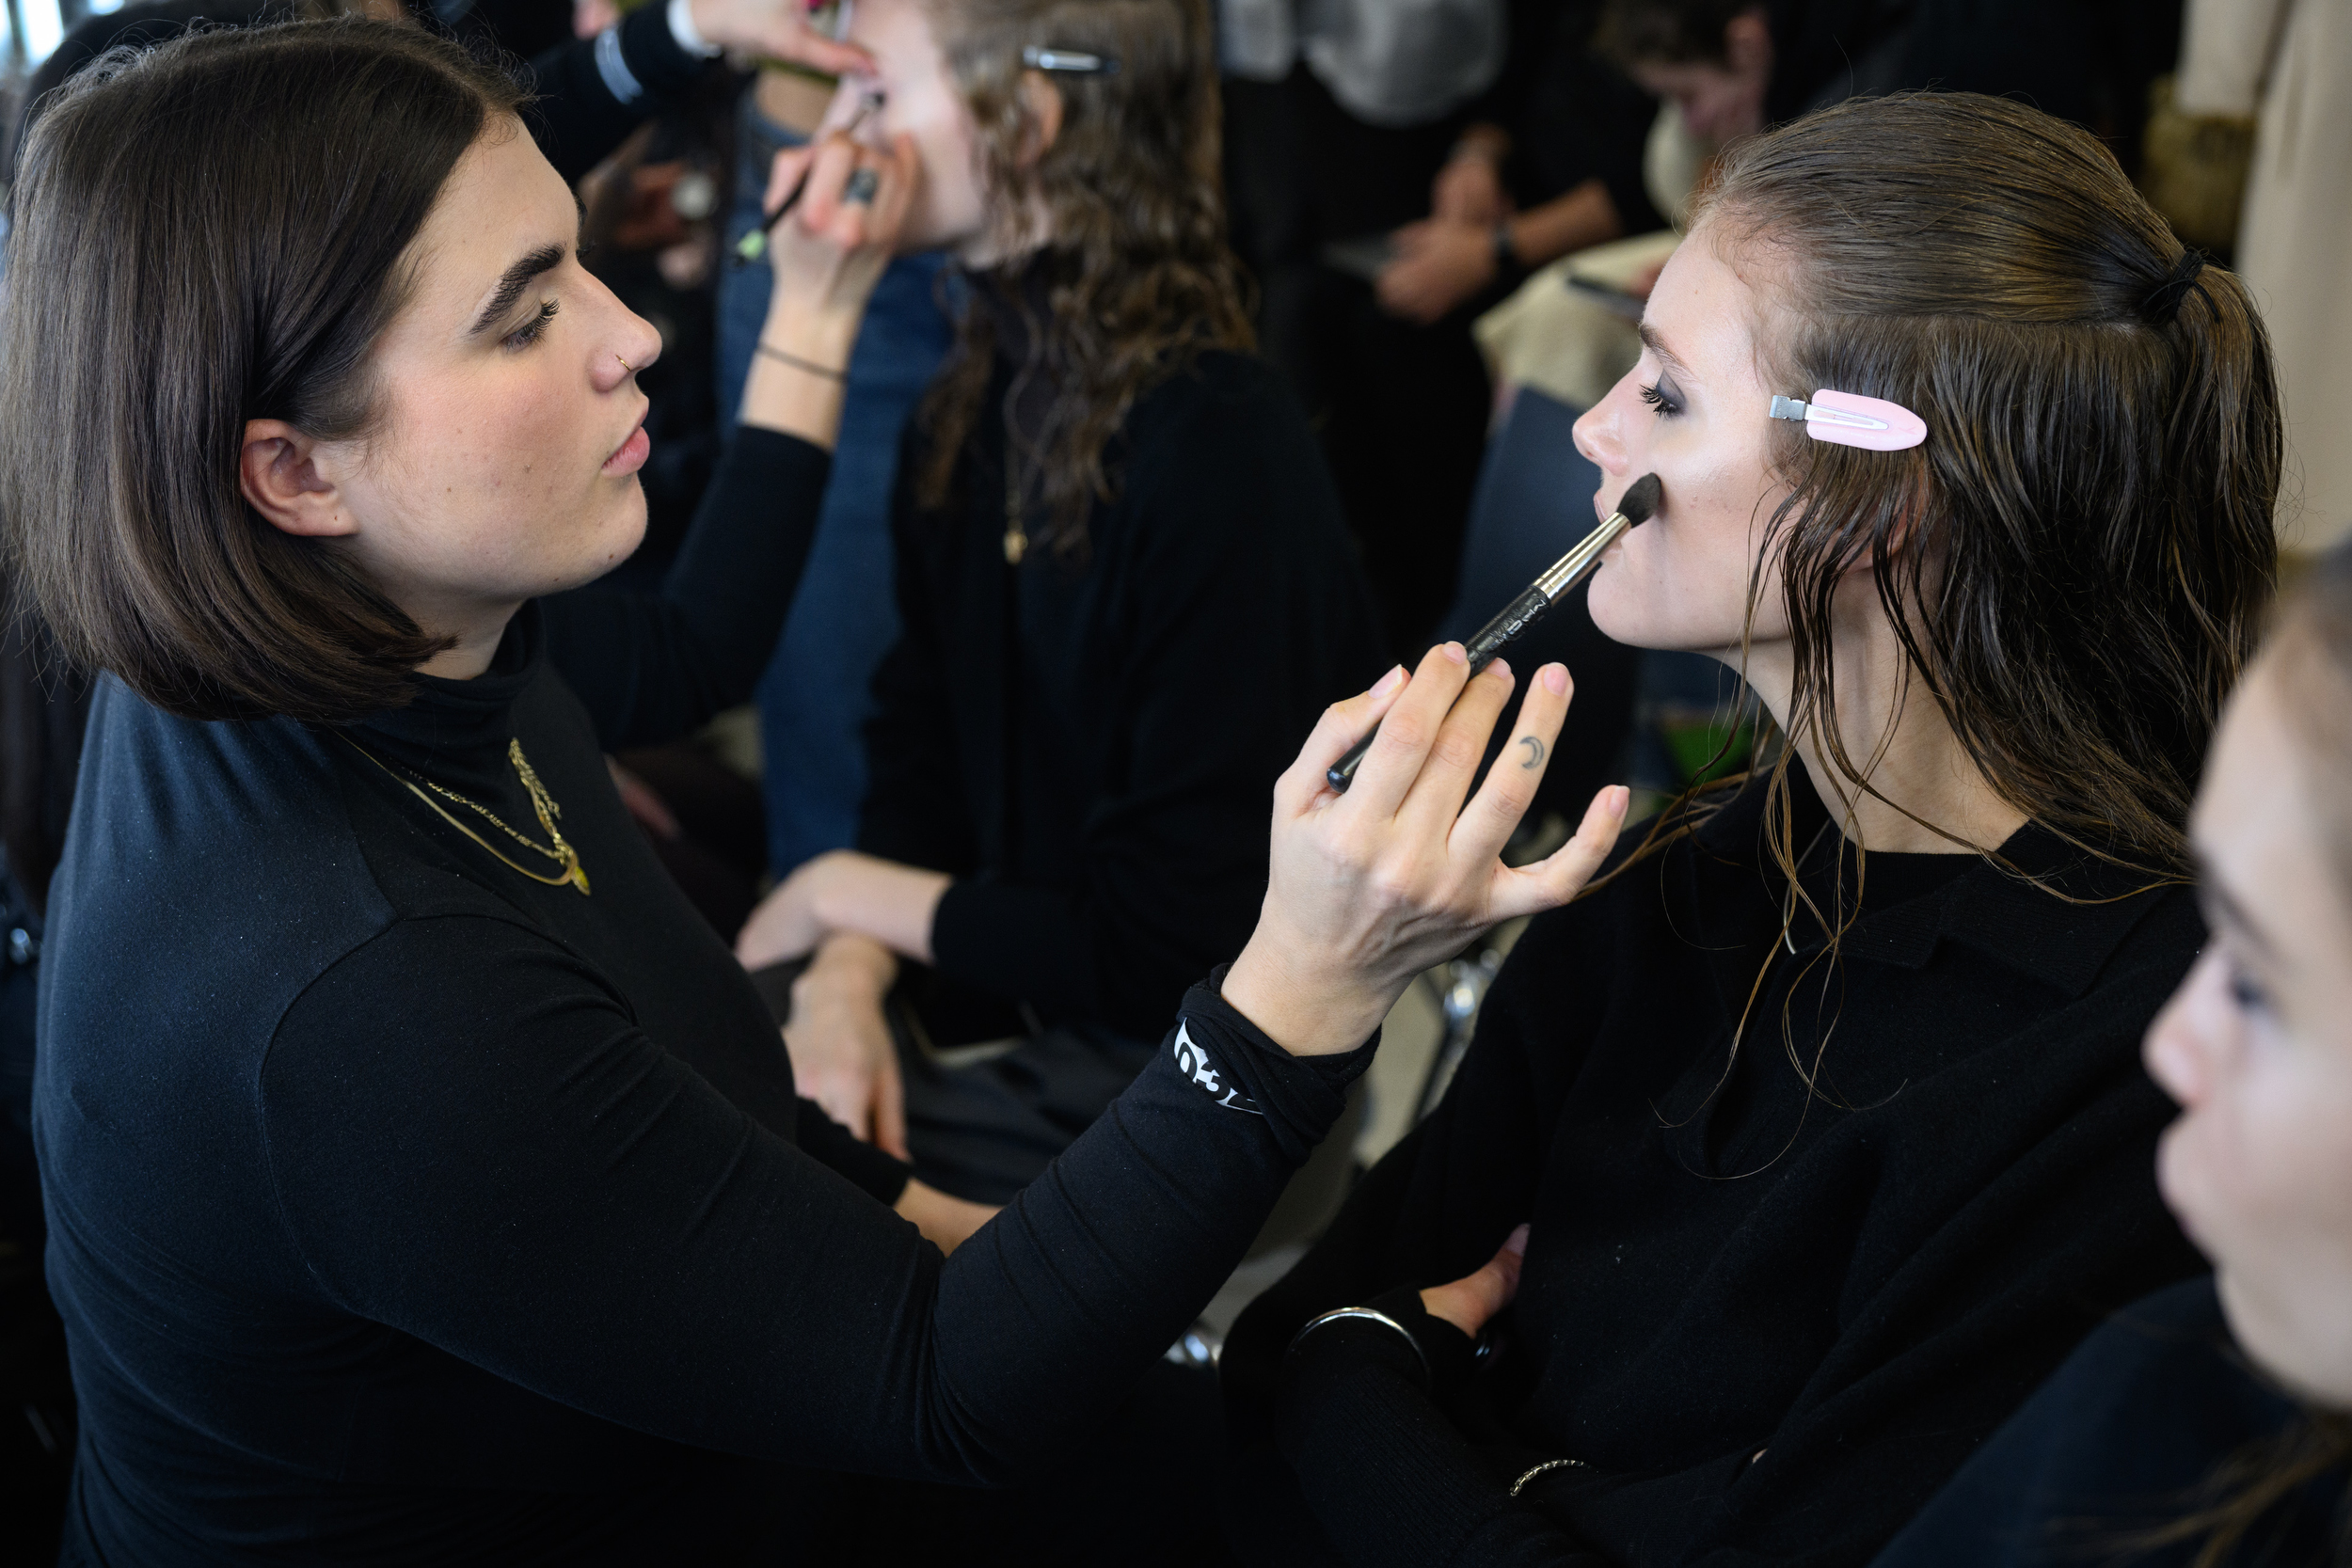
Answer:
[{"xmin": 844, "ymin": 167, "xmax": 880, "ymax": 206}]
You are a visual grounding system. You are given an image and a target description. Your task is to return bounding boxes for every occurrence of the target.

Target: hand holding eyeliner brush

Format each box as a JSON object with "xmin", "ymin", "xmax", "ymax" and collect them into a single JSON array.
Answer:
[
  {"xmin": 731, "ymin": 89, "xmax": 887, "ymax": 268},
  {"xmin": 1327, "ymin": 472, "xmax": 1662, "ymax": 793}
]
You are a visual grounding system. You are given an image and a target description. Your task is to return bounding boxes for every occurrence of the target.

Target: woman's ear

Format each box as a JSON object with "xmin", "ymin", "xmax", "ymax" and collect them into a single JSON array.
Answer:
[
  {"xmin": 240, "ymin": 420, "xmax": 357, "ymax": 539},
  {"xmin": 1015, "ymin": 69, "xmax": 1065, "ymax": 168}
]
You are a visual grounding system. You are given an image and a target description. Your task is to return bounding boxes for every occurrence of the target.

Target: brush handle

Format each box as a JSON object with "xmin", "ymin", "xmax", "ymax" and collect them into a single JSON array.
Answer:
[{"xmin": 1325, "ymin": 584, "xmax": 1552, "ymax": 793}]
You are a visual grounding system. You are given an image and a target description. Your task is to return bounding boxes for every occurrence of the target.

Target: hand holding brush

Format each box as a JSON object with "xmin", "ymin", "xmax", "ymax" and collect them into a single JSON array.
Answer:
[{"xmin": 1327, "ymin": 473, "xmax": 1661, "ymax": 792}]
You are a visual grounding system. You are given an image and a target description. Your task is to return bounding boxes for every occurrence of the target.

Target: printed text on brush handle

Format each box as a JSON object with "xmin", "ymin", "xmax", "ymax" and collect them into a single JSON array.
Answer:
[{"xmin": 1325, "ymin": 584, "xmax": 1553, "ymax": 792}]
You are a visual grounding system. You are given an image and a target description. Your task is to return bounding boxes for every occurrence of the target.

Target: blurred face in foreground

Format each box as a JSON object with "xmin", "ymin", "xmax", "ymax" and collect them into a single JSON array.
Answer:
[{"xmin": 2146, "ymin": 647, "xmax": 2352, "ymax": 1407}]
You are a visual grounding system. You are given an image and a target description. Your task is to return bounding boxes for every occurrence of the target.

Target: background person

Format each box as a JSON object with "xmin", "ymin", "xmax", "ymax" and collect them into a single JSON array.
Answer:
[
  {"xmin": 1220, "ymin": 91, "xmax": 2277, "ymax": 1567},
  {"xmin": 1869, "ymin": 545, "xmax": 2352, "ymax": 1566},
  {"xmin": 731, "ymin": 0, "xmax": 1387, "ymax": 1206}
]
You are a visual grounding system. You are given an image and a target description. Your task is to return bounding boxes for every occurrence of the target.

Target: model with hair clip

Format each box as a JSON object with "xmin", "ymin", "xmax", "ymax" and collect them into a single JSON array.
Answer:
[
  {"xmin": 1222, "ymin": 91, "xmax": 2280, "ymax": 1568},
  {"xmin": 733, "ymin": 0, "xmax": 1386, "ymax": 1205}
]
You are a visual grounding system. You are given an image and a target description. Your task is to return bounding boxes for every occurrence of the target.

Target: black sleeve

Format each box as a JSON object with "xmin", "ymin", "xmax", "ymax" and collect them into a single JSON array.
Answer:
[
  {"xmin": 541, "ymin": 427, "xmax": 830, "ymax": 752},
  {"xmin": 1225, "ymin": 896, "xmax": 1599, "ymax": 1431},
  {"xmin": 794, "ymin": 1098, "xmax": 914, "ymax": 1205},
  {"xmin": 1278, "ymin": 1317, "xmax": 1610, "ymax": 1567},
  {"xmin": 923, "ymin": 373, "xmax": 1388, "ymax": 1037},
  {"xmin": 263, "ymin": 927, "xmax": 1373, "ymax": 1479},
  {"xmin": 1461, "ymin": 0, "xmax": 1574, "ymax": 141},
  {"xmin": 856, "ymin": 450, "xmax": 980, "ymax": 876},
  {"xmin": 1509, "ymin": 9, "xmax": 1661, "ymax": 225},
  {"xmin": 523, "ymin": 5, "xmax": 718, "ymax": 186}
]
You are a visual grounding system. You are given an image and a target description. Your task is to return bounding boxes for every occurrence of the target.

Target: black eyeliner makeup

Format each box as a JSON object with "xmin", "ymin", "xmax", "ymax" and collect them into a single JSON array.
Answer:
[{"xmin": 1327, "ymin": 472, "xmax": 1663, "ymax": 793}]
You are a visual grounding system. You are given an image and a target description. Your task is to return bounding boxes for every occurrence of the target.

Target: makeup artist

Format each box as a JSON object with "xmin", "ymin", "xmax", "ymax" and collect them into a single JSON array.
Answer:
[
  {"xmin": 7, "ymin": 19, "xmax": 1620, "ymax": 1562},
  {"xmin": 731, "ymin": 0, "xmax": 1387, "ymax": 1204},
  {"xmin": 1221, "ymin": 92, "xmax": 2280, "ymax": 1567}
]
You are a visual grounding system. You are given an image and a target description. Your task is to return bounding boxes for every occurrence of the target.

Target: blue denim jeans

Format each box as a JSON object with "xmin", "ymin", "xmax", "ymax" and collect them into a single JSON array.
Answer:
[{"xmin": 721, "ymin": 92, "xmax": 955, "ymax": 874}]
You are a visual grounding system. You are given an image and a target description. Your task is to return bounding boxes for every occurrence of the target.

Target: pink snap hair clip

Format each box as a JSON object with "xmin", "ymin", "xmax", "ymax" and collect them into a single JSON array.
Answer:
[{"xmin": 1768, "ymin": 388, "xmax": 1927, "ymax": 451}]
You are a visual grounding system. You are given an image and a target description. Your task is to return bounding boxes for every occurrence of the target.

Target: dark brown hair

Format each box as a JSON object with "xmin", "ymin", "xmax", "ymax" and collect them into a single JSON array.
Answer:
[
  {"xmin": 1596, "ymin": 0, "xmax": 1764, "ymax": 68},
  {"xmin": 0, "ymin": 18, "xmax": 526, "ymax": 722},
  {"xmin": 908, "ymin": 0, "xmax": 1253, "ymax": 556}
]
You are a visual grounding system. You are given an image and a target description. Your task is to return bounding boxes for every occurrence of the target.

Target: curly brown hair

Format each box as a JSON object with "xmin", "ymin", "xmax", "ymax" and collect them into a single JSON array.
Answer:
[{"xmin": 908, "ymin": 0, "xmax": 1254, "ymax": 556}]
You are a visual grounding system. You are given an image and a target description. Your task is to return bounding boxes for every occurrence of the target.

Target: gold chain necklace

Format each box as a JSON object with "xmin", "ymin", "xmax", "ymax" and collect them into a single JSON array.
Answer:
[
  {"xmin": 1002, "ymin": 446, "xmax": 1029, "ymax": 565},
  {"xmin": 344, "ymin": 736, "xmax": 592, "ymax": 895}
]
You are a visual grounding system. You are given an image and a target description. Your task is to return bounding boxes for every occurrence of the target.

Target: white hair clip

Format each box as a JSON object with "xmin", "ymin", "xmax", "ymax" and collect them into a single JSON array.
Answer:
[
  {"xmin": 1768, "ymin": 389, "xmax": 1926, "ymax": 451},
  {"xmin": 1023, "ymin": 45, "xmax": 1120, "ymax": 74}
]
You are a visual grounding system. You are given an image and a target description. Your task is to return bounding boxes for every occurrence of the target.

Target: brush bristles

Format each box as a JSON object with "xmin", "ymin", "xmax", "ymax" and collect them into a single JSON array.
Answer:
[{"xmin": 1617, "ymin": 473, "xmax": 1662, "ymax": 526}]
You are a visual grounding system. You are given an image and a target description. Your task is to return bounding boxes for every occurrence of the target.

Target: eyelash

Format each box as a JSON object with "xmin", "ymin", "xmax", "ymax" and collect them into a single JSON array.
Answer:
[
  {"xmin": 1639, "ymin": 381, "xmax": 1684, "ymax": 418},
  {"xmin": 504, "ymin": 298, "xmax": 559, "ymax": 351},
  {"xmin": 2225, "ymin": 958, "xmax": 2272, "ymax": 1015}
]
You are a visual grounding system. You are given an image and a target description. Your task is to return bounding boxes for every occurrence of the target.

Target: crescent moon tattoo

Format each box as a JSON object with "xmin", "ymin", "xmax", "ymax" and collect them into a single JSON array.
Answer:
[{"xmin": 1518, "ymin": 735, "xmax": 1545, "ymax": 768}]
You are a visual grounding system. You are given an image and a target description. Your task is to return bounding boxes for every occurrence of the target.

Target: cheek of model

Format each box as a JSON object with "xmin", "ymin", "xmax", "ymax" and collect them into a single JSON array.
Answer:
[
  {"xmin": 1586, "ymin": 427, "xmax": 1781, "ymax": 652},
  {"xmin": 377, "ymin": 367, "xmax": 638, "ymax": 596}
]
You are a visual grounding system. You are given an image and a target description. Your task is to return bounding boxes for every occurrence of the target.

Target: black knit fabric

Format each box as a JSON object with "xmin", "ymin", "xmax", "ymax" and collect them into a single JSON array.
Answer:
[
  {"xmin": 12, "ymin": 0, "xmax": 706, "ymax": 188},
  {"xmin": 859, "ymin": 329, "xmax": 1387, "ymax": 1041},
  {"xmin": 1224, "ymin": 771, "xmax": 2210, "ymax": 1567},
  {"xmin": 1873, "ymin": 1276, "xmax": 2344, "ymax": 1568},
  {"xmin": 37, "ymin": 424, "xmax": 1375, "ymax": 1563}
]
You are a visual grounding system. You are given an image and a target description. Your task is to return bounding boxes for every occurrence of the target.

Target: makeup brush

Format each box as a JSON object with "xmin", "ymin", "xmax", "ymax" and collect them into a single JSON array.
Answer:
[
  {"xmin": 731, "ymin": 89, "xmax": 887, "ymax": 268},
  {"xmin": 1328, "ymin": 472, "xmax": 1662, "ymax": 793}
]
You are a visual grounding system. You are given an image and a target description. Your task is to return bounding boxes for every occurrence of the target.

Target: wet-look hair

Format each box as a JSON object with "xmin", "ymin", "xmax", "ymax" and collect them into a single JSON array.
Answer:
[
  {"xmin": 909, "ymin": 0, "xmax": 1253, "ymax": 557},
  {"xmin": 1698, "ymin": 89, "xmax": 2279, "ymax": 882},
  {"xmin": 0, "ymin": 18, "xmax": 526, "ymax": 722},
  {"xmin": 1584, "ymin": 91, "xmax": 2280, "ymax": 1134}
]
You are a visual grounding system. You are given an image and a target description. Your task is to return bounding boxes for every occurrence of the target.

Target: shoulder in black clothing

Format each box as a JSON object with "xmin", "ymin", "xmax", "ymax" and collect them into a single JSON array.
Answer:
[
  {"xmin": 1224, "ymin": 770, "xmax": 2210, "ymax": 1568},
  {"xmin": 1875, "ymin": 1276, "xmax": 2344, "ymax": 1568}
]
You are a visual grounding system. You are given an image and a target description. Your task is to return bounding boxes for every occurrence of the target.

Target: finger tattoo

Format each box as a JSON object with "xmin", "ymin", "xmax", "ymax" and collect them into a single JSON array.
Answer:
[{"xmin": 1518, "ymin": 735, "xmax": 1545, "ymax": 768}]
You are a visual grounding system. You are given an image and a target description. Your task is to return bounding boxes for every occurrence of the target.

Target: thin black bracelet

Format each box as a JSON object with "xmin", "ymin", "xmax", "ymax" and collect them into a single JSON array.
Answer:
[{"xmin": 756, "ymin": 341, "xmax": 849, "ymax": 382}]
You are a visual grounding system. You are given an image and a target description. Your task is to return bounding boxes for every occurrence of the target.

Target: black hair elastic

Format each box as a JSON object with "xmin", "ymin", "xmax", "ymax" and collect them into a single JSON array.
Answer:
[{"xmin": 2141, "ymin": 249, "xmax": 2210, "ymax": 327}]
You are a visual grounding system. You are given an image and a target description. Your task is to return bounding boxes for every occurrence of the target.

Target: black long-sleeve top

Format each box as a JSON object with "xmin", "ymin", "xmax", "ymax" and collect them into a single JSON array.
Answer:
[
  {"xmin": 36, "ymin": 428, "xmax": 1372, "ymax": 1563},
  {"xmin": 1223, "ymin": 770, "xmax": 2210, "ymax": 1567},
  {"xmin": 13, "ymin": 0, "xmax": 703, "ymax": 186},
  {"xmin": 858, "ymin": 336, "xmax": 1387, "ymax": 1041},
  {"xmin": 1870, "ymin": 1276, "xmax": 2343, "ymax": 1568}
]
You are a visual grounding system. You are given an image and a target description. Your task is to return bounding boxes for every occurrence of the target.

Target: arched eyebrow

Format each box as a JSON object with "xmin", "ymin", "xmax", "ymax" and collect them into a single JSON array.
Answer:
[
  {"xmin": 1638, "ymin": 323, "xmax": 1691, "ymax": 374},
  {"xmin": 467, "ymin": 197, "xmax": 589, "ymax": 340}
]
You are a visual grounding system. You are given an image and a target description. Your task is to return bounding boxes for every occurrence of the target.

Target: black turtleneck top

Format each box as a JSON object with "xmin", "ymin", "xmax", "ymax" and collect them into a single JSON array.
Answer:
[
  {"xmin": 35, "ymin": 428, "xmax": 1372, "ymax": 1564},
  {"xmin": 1223, "ymin": 771, "xmax": 2210, "ymax": 1568},
  {"xmin": 861, "ymin": 283, "xmax": 1387, "ymax": 1041}
]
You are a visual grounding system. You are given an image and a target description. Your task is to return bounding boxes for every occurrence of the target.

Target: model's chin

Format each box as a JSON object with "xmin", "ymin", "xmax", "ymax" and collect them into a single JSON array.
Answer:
[
  {"xmin": 1585, "ymin": 562, "xmax": 1670, "ymax": 652},
  {"xmin": 553, "ymin": 490, "xmax": 649, "ymax": 594}
]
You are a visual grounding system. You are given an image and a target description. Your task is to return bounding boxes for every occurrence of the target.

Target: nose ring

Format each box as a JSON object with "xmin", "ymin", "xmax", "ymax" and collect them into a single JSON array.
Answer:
[{"xmin": 617, "ymin": 355, "xmax": 634, "ymax": 374}]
